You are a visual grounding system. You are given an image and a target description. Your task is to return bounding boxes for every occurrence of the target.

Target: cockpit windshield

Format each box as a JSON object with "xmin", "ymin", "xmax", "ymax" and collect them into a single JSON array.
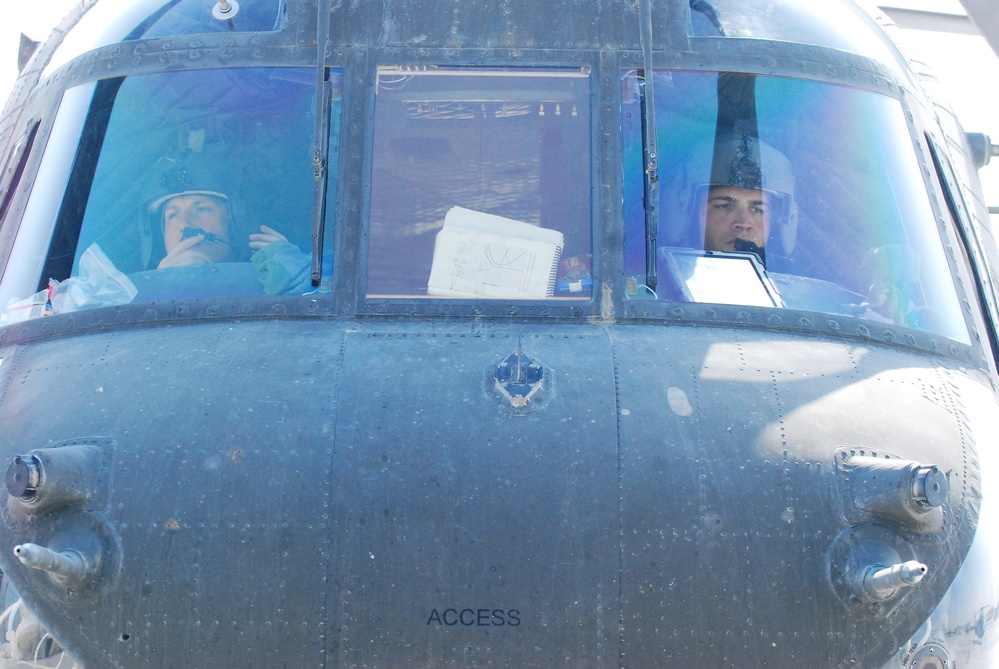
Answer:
[
  {"xmin": 622, "ymin": 70, "xmax": 970, "ymax": 344},
  {"xmin": 0, "ymin": 64, "xmax": 973, "ymax": 347},
  {"xmin": 0, "ymin": 67, "xmax": 337, "ymax": 321}
]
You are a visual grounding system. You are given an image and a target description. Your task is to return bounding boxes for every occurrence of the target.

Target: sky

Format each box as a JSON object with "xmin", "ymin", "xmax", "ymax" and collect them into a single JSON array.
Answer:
[
  {"xmin": 0, "ymin": 0, "xmax": 80, "ymax": 95},
  {"xmin": 881, "ymin": 1, "xmax": 999, "ymax": 210},
  {"xmin": 0, "ymin": 0, "xmax": 997, "ymax": 210}
]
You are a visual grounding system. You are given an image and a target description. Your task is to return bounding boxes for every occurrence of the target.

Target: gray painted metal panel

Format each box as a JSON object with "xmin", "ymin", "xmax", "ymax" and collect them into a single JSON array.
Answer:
[
  {"xmin": 1, "ymin": 322, "xmax": 341, "ymax": 667},
  {"xmin": 615, "ymin": 325, "xmax": 981, "ymax": 666},
  {"xmin": 329, "ymin": 329, "xmax": 619, "ymax": 666}
]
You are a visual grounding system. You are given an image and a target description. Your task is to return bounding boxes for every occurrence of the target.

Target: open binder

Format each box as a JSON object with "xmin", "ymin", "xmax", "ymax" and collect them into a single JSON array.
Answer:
[{"xmin": 428, "ymin": 207, "xmax": 564, "ymax": 298}]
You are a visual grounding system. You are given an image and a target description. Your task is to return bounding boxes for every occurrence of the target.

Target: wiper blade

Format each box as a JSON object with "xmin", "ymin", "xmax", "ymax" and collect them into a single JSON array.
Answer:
[
  {"xmin": 310, "ymin": 0, "xmax": 333, "ymax": 286},
  {"xmin": 639, "ymin": 0, "xmax": 659, "ymax": 291}
]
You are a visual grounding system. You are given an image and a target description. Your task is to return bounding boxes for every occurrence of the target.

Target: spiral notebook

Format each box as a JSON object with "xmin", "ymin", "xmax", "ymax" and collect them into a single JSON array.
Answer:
[{"xmin": 428, "ymin": 207, "xmax": 564, "ymax": 298}]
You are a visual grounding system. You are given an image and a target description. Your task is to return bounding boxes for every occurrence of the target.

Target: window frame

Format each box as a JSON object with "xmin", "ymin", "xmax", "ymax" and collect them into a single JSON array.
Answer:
[
  {"xmin": 353, "ymin": 55, "xmax": 603, "ymax": 320},
  {"xmin": 614, "ymin": 64, "xmax": 979, "ymax": 357},
  {"xmin": 0, "ymin": 66, "xmax": 343, "ymax": 322}
]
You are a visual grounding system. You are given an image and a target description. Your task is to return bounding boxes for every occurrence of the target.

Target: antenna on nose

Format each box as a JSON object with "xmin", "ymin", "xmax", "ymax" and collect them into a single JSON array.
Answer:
[{"xmin": 212, "ymin": 0, "xmax": 240, "ymax": 21}]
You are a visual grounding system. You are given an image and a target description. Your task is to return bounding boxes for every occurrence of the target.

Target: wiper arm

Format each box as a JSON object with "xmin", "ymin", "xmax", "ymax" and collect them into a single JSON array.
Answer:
[
  {"xmin": 310, "ymin": 0, "xmax": 333, "ymax": 286},
  {"xmin": 639, "ymin": 0, "xmax": 659, "ymax": 292}
]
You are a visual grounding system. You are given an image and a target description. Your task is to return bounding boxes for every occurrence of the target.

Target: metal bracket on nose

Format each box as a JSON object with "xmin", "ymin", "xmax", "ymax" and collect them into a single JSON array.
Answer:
[
  {"xmin": 14, "ymin": 542, "xmax": 98, "ymax": 589},
  {"xmin": 5, "ymin": 442, "xmax": 108, "ymax": 515},
  {"xmin": 827, "ymin": 524, "xmax": 928, "ymax": 615},
  {"xmin": 486, "ymin": 339, "xmax": 555, "ymax": 415},
  {"xmin": 855, "ymin": 560, "xmax": 927, "ymax": 603},
  {"xmin": 835, "ymin": 450, "xmax": 949, "ymax": 535},
  {"xmin": 6, "ymin": 454, "xmax": 41, "ymax": 501},
  {"xmin": 3, "ymin": 439, "xmax": 121, "ymax": 602}
]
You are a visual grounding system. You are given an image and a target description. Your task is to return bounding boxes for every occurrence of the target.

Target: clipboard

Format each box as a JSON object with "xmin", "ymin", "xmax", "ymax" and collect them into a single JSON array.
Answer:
[{"xmin": 658, "ymin": 247, "xmax": 784, "ymax": 308}]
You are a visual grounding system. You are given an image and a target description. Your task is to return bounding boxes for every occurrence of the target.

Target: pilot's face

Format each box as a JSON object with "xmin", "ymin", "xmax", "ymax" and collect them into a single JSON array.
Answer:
[
  {"xmin": 161, "ymin": 194, "xmax": 232, "ymax": 261},
  {"xmin": 702, "ymin": 186, "xmax": 771, "ymax": 252}
]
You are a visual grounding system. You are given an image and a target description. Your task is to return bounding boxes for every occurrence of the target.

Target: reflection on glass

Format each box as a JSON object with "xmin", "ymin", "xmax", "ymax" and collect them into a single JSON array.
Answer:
[
  {"xmin": 367, "ymin": 67, "xmax": 592, "ymax": 299},
  {"xmin": 622, "ymin": 69, "xmax": 970, "ymax": 344}
]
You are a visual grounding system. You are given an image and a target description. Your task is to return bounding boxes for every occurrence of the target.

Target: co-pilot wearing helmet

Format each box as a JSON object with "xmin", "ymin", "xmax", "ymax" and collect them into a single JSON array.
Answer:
[
  {"xmin": 151, "ymin": 189, "xmax": 291, "ymax": 269},
  {"xmin": 692, "ymin": 134, "xmax": 797, "ymax": 266},
  {"xmin": 702, "ymin": 186, "xmax": 771, "ymax": 253},
  {"xmin": 155, "ymin": 191, "xmax": 232, "ymax": 268},
  {"xmin": 146, "ymin": 171, "xmax": 310, "ymax": 294}
]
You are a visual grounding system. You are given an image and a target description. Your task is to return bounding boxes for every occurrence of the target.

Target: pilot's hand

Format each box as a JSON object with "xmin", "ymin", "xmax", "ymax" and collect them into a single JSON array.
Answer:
[
  {"xmin": 249, "ymin": 225, "xmax": 289, "ymax": 250},
  {"xmin": 158, "ymin": 235, "xmax": 213, "ymax": 268}
]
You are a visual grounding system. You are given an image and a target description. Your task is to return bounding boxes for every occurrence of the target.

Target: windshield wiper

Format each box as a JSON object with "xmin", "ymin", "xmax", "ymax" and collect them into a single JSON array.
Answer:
[
  {"xmin": 310, "ymin": 0, "xmax": 333, "ymax": 286},
  {"xmin": 639, "ymin": 0, "xmax": 660, "ymax": 292}
]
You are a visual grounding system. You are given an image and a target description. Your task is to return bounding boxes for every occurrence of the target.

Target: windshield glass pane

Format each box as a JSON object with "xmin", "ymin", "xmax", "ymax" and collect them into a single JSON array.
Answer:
[
  {"xmin": 622, "ymin": 69, "xmax": 969, "ymax": 344},
  {"xmin": 367, "ymin": 66, "xmax": 592, "ymax": 300},
  {"xmin": 0, "ymin": 67, "xmax": 338, "ymax": 323}
]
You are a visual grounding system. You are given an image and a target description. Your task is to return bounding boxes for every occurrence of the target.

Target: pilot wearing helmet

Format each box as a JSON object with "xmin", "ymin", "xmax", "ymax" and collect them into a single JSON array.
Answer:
[
  {"xmin": 692, "ymin": 133, "xmax": 797, "ymax": 267},
  {"xmin": 152, "ymin": 189, "xmax": 290, "ymax": 270},
  {"xmin": 633, "ymin": 132, "xmax": 798, "ymax": 304},
  {"xmin": 147, "ymin": 159, "xmax": 311, "ymax": 294},
  {"xmin": 152, "ymin": 189, "xmax": 233, "ymax": 268}
]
